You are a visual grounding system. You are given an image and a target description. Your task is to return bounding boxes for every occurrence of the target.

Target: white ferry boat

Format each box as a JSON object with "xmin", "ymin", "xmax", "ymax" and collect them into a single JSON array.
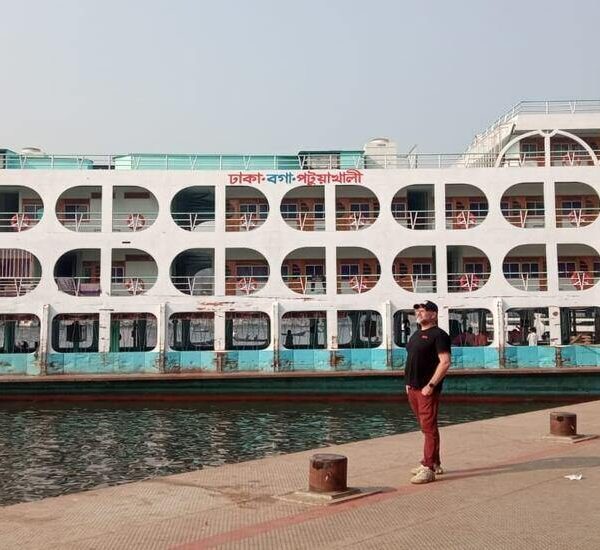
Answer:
[{"xmin": 0, "ymin": 100, "xmax": 599, "ymax": 398}]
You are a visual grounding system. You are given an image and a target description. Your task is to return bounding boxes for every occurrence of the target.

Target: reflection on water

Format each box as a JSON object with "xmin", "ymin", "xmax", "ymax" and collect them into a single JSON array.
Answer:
[{"xmin": 0, "ymin": 400, "xmax": 568, "ymax": 505}]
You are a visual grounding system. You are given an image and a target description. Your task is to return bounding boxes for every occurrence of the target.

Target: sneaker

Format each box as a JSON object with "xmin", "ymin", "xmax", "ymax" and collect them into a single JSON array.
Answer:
[
  {"xmin": 410, "ymin": 464, "xmax": 444, "ymax": 475},
  {"xmin": 410, "ymin": 466, "xmax": 436, "ymax": 484}
]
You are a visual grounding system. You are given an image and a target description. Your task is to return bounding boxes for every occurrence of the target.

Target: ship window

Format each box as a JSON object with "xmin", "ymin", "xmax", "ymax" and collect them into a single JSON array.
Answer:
[
  {"xmin": 281, "ymin": 311, "xmax": 327, "ymax": 350},
  {"xmin": 225, "ymin": 312, "xmax": 270, "ymax": 351},
  {"xmin": 560, "ymin": 307, "xmax": 600, "ymax": 345},
  {"xmin": 21, "ymin": 199, "xmax": 44, "ymax": 219},
  {"xmin": 110, "ymin": 313, "xmax": 157, "ymax": 352},
  {"xmin": 0, "ymin": 314, "xmax": 40, "ymax": 354},
  {"xmin": 469, "ymin": 201, "xmax": 488, "ymax": 215},
  {"xmin": 558, "ymin": 262, "xmax": 576, "ymax": 277},
  {"xmin": 168, "ymin": 312, "xmax": 214, "ymax": 351},
  {"xmin": 393, "ymin": 310, "xmax": 417, "ymax": 347},
  {"xmin": 63, "ymin": 202, "xmax": 90, "ymax": 221},
  {"xmin": 412, "ymin": 263, "xmax": 432, "ymax": 278},
  {"xmin": 340, "ymin": 264, "xmax": 359, "ymax": 277},
  {"xmin": 525, "ymin": 200, "xmax": 544, "ymax": 214},
  {"xmin": 392, "ymin": 201, "xmax": 407, "ymax": 218},
  {"xmin": 314, "ymin": 203, "xmax": 325, "ymax": 219},
  {"xmin": 337, "ymin": 310, "xmax": 382, "ymax": 349},
  {"xmin": 350, "ymin": 203, "xmax": 370, "ymax": 213},
  {"xmin": 505, "ymin": 308, "xmax": 549, "ymax": 346},
  {"xmin": 561, "ymin": 200, "xmax": 582, "ymax": 211},
  {"xmin": 449, "ymin": 309, "xmax": 493, "ymax": 347},
  {"xmin": 281, "ymin": 203, "xmax": 298, "ymax": 218},
  {"xmin": 464, "ymin": 263, "xmax": 485, "ymax": 274},
  {"xmin": 52, "ymin": 314, "xmax": 99, "ymax": 353},
  {"xmin": 236, "ymin": 264, "xmax": 268, "ymax": 277}
]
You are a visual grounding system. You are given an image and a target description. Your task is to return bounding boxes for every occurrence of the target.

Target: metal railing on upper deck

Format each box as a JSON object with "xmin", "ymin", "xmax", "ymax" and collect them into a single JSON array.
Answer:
[
  {"xmin": 0, "ymin": 212, "xmax": 42, "ymax": 232},
  {"xmin": 472, "ymin": 100, "xmax": 600, "ymax": 145},
  {"xmin": 0, "ymin": 277, "xmax": 40, "ymax": 297},
  {"xmin": 335, "ymin": 211, "xmax": 379, "ymax": 230},
  {"xmin": 281, "ymin": 211, "xmax": 325, "ymax": 231}
]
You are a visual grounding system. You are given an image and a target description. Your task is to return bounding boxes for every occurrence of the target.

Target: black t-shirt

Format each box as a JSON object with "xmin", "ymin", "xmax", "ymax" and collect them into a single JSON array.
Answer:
[{"xmin": 405, "ymin": 326, "xmax": 451, "ymax": 390}]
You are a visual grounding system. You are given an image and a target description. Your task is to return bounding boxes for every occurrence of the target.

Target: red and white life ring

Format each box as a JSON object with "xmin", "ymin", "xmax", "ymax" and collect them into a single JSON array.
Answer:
[
  {"xmin": 571, "ymin": 271, "xmax": 593, "ymax": 290},
  {"xmin": 127, "ymin": 213, "xmax": 146, "ymax": 231},
  {"xmin": 125, "ymin": 277, "xmax": 145, "ymax": 295},
  {"xmin": 568, "ymin": 209, "xmax": 590, "ymax": 227},
  {"xmin": 10, "ymin": 213, "xmax": 31, "ymax": 231},
  {"xmin": 459, "ymin": 273, "xmax": 480, "ymax": 291},
  {"xmin": 349, "ymin": 275, "xmax": 368, "ymax": 293},
  {"xmin": 237, "ymin": 276, "xmax": 257, "ymax": 294},
  {"xmin": 455, "ymin": 210, "xmax": 476, "ymax": 229}
]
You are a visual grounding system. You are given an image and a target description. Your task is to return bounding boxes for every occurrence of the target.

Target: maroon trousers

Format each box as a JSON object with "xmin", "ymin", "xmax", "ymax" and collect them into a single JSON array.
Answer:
[{"xmin": 407, "ymin": 387, "xmax": 441, "ymax": 469}]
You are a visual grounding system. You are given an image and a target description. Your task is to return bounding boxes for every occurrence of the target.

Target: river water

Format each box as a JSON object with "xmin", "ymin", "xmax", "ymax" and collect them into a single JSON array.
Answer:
[{"xmin": 0, "ymin": 400, "xmax": 570, "ymax": 506}]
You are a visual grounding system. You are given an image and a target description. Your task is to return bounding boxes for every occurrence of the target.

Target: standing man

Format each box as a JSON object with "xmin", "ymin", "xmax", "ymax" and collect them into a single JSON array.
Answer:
[{"xmin": 405, "ymin": 301, "xmax": 451, "ymax": 484}]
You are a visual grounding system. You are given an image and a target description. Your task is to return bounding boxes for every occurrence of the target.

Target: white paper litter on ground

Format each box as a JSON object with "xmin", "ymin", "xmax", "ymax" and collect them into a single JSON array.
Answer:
[{"xmin": 564, "ymin": 474, "xmax": 583, "ymax": 480}]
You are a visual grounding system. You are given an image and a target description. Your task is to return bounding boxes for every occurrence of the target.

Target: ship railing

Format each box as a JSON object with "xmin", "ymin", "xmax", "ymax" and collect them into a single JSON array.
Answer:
[
  {"xmin": 225, "ymin": 211, "xmax": 268, "ymax": 231},
  {"xmin": 225, "ymin": 275, "xmax": 268, "ymax": 295},
  {"xmin": 171, "ymin": 212, "xmax": 215, "ymax": 231},
  {"xmin": 472, "ymin": 100, "xmax": 600, "ymax": 146},
  {"xmin": 55, "ymin": 276, "xmax": 101, "ymax": 296},
  {"xmin": 3, "ymin": 149, "xmax": 600, "ymax": 170},
  {"xmin": 336, "ymin": 274, "xmax": 379, "ymax": 294},
  {"xmin": 498, "ymin": 152, "xmax": 545, "ymax": 167},
  {"xmin": 392, "ymin": 209, "xmax": 435, "ymax": 230},
  {"xmin": 112, "ymin": 212, "xmax": 158, "ymax": 232},
  {"xmin": 282, "ymin": 274, "xmax": 326, "ymax": 295},
  {"xmin": 555, "ymin": 207, "xmax": 600, "ymax": 228},
  {"xmin": 335, "ymin": 211, "xmax": 378, "ymax": 230},
  {"xmin": 56, "ymin": 211, "xmax": 102, "ymax": 232},
  {"xmin": 448, "ymin": 272, "xmax": 491, "ymax": 293},
  {"xmin": 110, "ymin": 276, "xmax": 157, "ymax": 296},
  {"xmin": 0, "ymin": 277, "xmax": 40, "ymax": 297},
  {"xmin": 392, "ymin": 273, "xmax": 436, "ymax": 293},
  {"xmin": 501, "ymin": 207, "xmax": 545, "ymax": 228},
  {"xmin": 558, "ymin": 270, "xmax": 600, "ymax": 291},
  {"xmin": 281, "ymin": 211, "xmax": 325, "ymax": 231},
  {"xmin": 503, "ymin": 271, "xmax": 548, "ymax": 291},
  {"xmin": 445, "ymin": 209, "xmax": 487, "ymax": 229},
  {"xmin": 0, "ymin": 212, "xmax": 43, "ymax": 232},
  {"xmin": 171, "ymin": 275, "xmax": 215, "ymax": 296},
  {"xmin": 549, "ymin": 150, "xmax": 597, "ymax": 167}
]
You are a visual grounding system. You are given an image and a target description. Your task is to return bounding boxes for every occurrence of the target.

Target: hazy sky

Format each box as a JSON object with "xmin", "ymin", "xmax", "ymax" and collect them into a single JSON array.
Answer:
[{"xmin": 1, "ymin": 0, "xmax": 598, "ymax": 154}]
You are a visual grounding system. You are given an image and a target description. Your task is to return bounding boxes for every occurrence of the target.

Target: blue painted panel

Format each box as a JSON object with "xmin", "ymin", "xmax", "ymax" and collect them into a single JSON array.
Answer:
[
  {"xmin": 47, "ymin": 353, "xmax": 65, "ymax": 374},
  {"xmin": 333, "ymin": 349, "xmax": 352, "ymax": 371},
  {"xmin": 0, "ymin": 353, "xmax": 36, "ymax": 375},
  {"xmin": 391, "ymin": 348, "xmax": 407, "ymax": 370},
  {"xmin": 236, "ymin": 350, "xmax": 260, "ymax": 371},
  {"xmin": 504, "ymin": 346, "xmax": 556, "ymax": 368},
  {"xmin": 258, "ymin": 350, "xmax": 275, "ymax": 372},
  {"xmin": 370, "ymin": 348, "xmax": 388, "ymax": 371},
  {"xmin": 109, "ymin": 352, "xmax": 160, "ymax": 374},
  {"xmin": 349, "ymin": 349, "xmax": 373, "ymax": 371},
  {"xmin": 560, "ymin": 345, "xmax": 600, "ymax": 367},
  {"xmin": 451, "ymin": 347, "xmax": 500, "ymax": 369},
  {"xmin": 178, "ymin": 351, "xmax": 217, "ymax": 372},
  {"xmin": 63, "ymin": 353, "xmax": 109, "ymax": 374},
  {"xmin": 313, "ymin": 350, "xmax": 331, "ymax": 371}
]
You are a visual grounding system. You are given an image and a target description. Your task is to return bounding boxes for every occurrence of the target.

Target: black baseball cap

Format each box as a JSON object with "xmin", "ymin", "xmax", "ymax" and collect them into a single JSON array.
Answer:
[{"xmin": 413, "ymin": 300, "xmax": 438, "ymax": 312}]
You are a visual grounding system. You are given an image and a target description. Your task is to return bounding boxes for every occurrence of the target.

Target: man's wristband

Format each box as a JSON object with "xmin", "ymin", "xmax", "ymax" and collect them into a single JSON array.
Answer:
[{"xmin": 427, "ymin": 382, "xmax": 436, "ymax": 388}]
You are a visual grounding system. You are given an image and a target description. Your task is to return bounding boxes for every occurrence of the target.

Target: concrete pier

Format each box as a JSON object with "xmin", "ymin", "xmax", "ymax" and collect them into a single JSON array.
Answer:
[{"xmin": 1, "ymin": 400, "xmax": 599, "ymax": 549}]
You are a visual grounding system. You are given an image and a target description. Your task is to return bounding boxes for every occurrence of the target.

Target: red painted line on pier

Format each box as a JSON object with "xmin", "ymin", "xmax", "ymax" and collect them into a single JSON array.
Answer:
[{"xmin": 171, "ymin": 439, "xmax": 596, "ymax": 549}]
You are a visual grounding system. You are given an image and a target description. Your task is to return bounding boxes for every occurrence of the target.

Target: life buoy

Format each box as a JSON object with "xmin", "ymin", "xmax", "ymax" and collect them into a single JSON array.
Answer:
[
  {"xmin": 455, "ymin": 210, "xmax": 476, "ymax": 229},
  {"xmin": 125, "ymin": 277, "xmax": 145, "ymax": 295},
  {"xmin": 568, "ymin": 209, "xmax": 590, "ymax": 227},
  {"xmin": 127, "ymin": 213, "xmax": 146, "ymax": 231},
  {"xmin": 349, "ymin": 275, "xmax": 368, "ymax": 293},
  {"xmin": 571, "ymin": 271, "xmax": 593, "ymax": 290},
  {"xmin": 237, "ymin": 276, "xmax": 257, "ymax": 294},
  {"xmin": 459, "ymin": 273, "xmax": 480, "ymax": 291},
  {"xmin": 239, "ymin": 212, "xmax": 257, "ymax": 230},
  {"xmin": 10, "ymin": 213, "xmax": 31, "ymax": 231}
]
